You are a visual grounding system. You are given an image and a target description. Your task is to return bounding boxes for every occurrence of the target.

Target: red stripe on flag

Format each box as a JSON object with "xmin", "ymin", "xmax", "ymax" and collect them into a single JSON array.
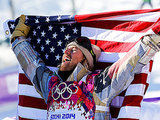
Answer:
[
  {"xmin": 95, "ymin": 62, "xmax": 112, "ymax": 70},
  {"xmin": 82, "ymin": 20, "xmax": 154, "ymax": 32},
  {"xmin": 18, "ymin": 116, "xmax": 33, "ymax": 120},
  {"xmin": 119, "ymin": 90, "xmax": 126, "ymax": 96},
  {"xmin": 19, "ymin": 73, "xmax": 33, "ymax": 85},
  {"xmin": 144, "ymin": 83, "xmax": 149, "ymax": 95},
  {"xmin": 122, "ymin": 96, "xmax": 143, "ymax": 107},
  {"xmin": 91, "ymin": 40, "xmax": 139, "ymax": 52},
  {"xmin": 110, "ymin": 107, "xmax": 120, "ymax": 118},
  {"xmin": 19, "ymin": 95, "xmax": 47, "ymax": 109},
  {"xmin": 118, "ymin": 118, "xmax": 139, "ymax": 120},
  {"xmin": 149, "ymin": 60, "xmax": 153, "ymax": 72},
  {"xmin": 75, "ymin": 9, "xmax": 160, "ymax": 23},
  {"xmin": 131, "ymin": 73, "xmax": 148, "ymax": 84},
  {"xmin": 151, "ymin": 18, "xmax": 160, "ymax": 34}
]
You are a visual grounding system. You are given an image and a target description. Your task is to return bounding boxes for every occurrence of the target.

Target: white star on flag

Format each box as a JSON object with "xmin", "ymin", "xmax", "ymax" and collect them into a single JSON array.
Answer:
[
  {"xmin": 41, "ymin": 45, "xmax": 44, "ymax": 51},
  {"xmin": 57, "ymin": 40, "xmax": 62, "ymax": 46},
  {"xmin": 73, "ymin": 27, "xmax": 78, "ymax": 34},
  {"xmin": 52, "ymin": 32, "xmax": 58, "ymax": 39},
  {"xmin": 45, "ymin": 53, "xmax": 49, "ymax": 59},
  {"xmin": 62, "ymin": 48, "xmax": 66, "ymax": 53},
  {"xmin": 50, "ymin": 46, "xmax": 55, "ymax": 53},
  {"xmin": 37, "ymin": 25, "xmax": 41, "ymax": 29},
  {"xmin": 60, "ymin": 26, "xmax": 66, "ymax": 32},
  {"xmin": 25, "ymin": 16, "xmax": 29, "ymax": 20},
  {"xmin": 35, "ymin": 19, "xmax": 39, "ymax": 23},
  {"xmin": 25, "ymin": 16, "xmax": 29, "ymax": 23},
  {"xmin": 57, "ymin": 15, "xmax": 61, "ymax": 21},
  {"xmin": 41, "ymin": 31, "xmax": 46, "ymax": 37},
  {"xmin": 37, "ymin": 38, "xmax": 41, "ymax": 44},
  {"xmin": 48, "ymin": 25, "xmax": 53, "ymax": 31},
  {"xmin": 55, "ymin": 54, "xmax": 60, "ymax": 60},
  {"xmin": 65, "ymin": 34, "xmax": 71, "ymax": 40},
  {"xmin": 45, "ymin": 17, "xmax": 50, "ymax": 23},
  {"xmin": 10, "ymin": 24, "xmax": 15, "ymax": 29},
  {"xmin": 45, "ymin": 39, "xmax": 51, "ymax": 45},
  {"xmin": 33, "ymin": 30, "xmax": 36, "ymax": 36}
]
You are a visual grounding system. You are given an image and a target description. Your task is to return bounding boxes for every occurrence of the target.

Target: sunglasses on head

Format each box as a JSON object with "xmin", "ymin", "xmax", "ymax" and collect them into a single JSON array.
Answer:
[{"xmin": 74, "ymin": 36, "xmax": 96, "ymax": 66}]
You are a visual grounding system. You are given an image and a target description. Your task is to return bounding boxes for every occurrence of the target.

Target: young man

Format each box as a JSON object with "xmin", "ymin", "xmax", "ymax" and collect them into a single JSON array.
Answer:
[{"xmin": 11, "ymin": 15, "xmax": 160, "ymax": 120}]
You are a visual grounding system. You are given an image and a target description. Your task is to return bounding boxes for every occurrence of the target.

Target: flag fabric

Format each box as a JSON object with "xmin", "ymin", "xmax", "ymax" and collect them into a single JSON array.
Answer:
[{"xmin": 4, "ymin": 8, "xmax": 160, "ymax": 120}]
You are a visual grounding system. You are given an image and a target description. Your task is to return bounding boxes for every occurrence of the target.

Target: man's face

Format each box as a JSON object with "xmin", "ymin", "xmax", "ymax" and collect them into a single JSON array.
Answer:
[{"xmin": 59, "ymin": 45, "xmax": 85, "ymax": 71}]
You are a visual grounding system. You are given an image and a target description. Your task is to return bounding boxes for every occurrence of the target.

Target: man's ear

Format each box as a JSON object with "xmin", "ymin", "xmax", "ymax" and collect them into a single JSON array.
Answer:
[{"xmin": 81, "ymin": 59, "xmax": 90, "ymax": 70}]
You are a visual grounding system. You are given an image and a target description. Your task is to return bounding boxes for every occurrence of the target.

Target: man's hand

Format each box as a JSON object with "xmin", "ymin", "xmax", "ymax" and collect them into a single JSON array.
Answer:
[
  {"xmin": 11, "ymin": 15, "xmax": 30, "ymax": 43},
  {"xmin": 141, "ymin": 34, "xmax": 160, "ymax": 52}
]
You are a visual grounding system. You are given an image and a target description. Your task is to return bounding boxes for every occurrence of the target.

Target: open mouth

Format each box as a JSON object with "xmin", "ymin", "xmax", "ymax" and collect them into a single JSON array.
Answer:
[{"xmin": 63, "ymin": 57, "xmax": 71, "ymax": 62}]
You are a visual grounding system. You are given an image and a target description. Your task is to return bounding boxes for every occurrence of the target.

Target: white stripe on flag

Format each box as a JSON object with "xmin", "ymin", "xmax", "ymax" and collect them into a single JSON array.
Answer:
[
  {"xmin": 110, "ymin": 96, "xmax": 124, "ymax": 107},
  {"xmin": 18, "ymin": 84, "xmax": 43, "ymax": 98},
  {"xmin": 125, "ymin": 84, "xmax": 146, "ymax": 96},
  {"xmin": 146, "ymin": 72, "xmax": 151, "ymax": 84},
  {"xmin": 106, "ymin": 11, "xmax": 160, "ymax": 22},
  {"xmin": 140, "ymin": 63, "xmax": 150, "ymax": 74},
  {"xmin": 18, "ymin": 105, "xmax": 47, "ymax": 120},
  {"xmin": 19, "ymin": 64, "xmax": 24, "ymax": 73},
  {"xmin": 118, "ymin": 106, "xmax": 141, "ymax": 119},
  {"xmin": 98, "ymin": 52, "xmax": 126, "ymax": 63},
  {"xmin": 81, "ymin": 26, "xmax": 144, "ymax": 42}
]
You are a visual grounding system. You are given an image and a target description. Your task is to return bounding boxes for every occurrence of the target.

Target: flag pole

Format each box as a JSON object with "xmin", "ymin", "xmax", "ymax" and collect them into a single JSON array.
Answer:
[
  {"xmin": 71, "ymin": 0, "xmax": 76, "ymax": 15},
  {"xmin": 8, "ymin": 0, "xmax": 15, "ymax": 19}
]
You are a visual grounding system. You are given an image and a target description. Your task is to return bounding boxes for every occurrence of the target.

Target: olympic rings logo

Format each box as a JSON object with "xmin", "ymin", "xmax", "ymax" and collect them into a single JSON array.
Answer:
[{"xmin": 51, "ymin": 82, "xmax": 78, "ymax": 100}]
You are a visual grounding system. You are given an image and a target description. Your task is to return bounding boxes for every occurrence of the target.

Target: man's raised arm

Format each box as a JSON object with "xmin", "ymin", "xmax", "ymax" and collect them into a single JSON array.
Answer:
[{"xmin": 11, "ymin": 15, "xmax": 53, "ymax": 102}]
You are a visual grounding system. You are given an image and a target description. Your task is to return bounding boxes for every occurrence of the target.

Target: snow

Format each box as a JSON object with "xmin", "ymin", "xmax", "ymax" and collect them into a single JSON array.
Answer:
[
  {"xmin": 0, "ymin": 0, "xmax": 160, "ymax": 119},
  {"xmin": 141, "ymin": 102, "xmax": 160, "ymax": 120}
]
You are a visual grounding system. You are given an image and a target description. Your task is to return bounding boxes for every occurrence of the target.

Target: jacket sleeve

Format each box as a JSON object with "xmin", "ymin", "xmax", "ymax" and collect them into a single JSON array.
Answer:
[
  {"xmin": 12, "ymin": 38, "xmax": 54, "ymax": 102},
  {"xmin": 94, "ymin": 40, "xmax": 157, "ymax": 107}
]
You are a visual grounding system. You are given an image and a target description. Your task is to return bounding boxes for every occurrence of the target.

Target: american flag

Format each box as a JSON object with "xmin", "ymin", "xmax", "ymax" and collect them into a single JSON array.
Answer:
[
  {"xmin": 8, "ymin": 15, "xmax": 82, "ymax": 66},
  {"xmin": 4, "ymin": 8, "xmax": 160, "ymax": 120}
]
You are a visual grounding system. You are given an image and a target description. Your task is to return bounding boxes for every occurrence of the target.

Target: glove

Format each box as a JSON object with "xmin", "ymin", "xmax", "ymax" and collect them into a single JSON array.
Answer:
[
  {"xmin": 141, "ymin": 34, "xmax": 160, "ymax": 52},
  {"xmin": 11, "ymin": 15, "xmax": 30, "ymax": 43}
]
